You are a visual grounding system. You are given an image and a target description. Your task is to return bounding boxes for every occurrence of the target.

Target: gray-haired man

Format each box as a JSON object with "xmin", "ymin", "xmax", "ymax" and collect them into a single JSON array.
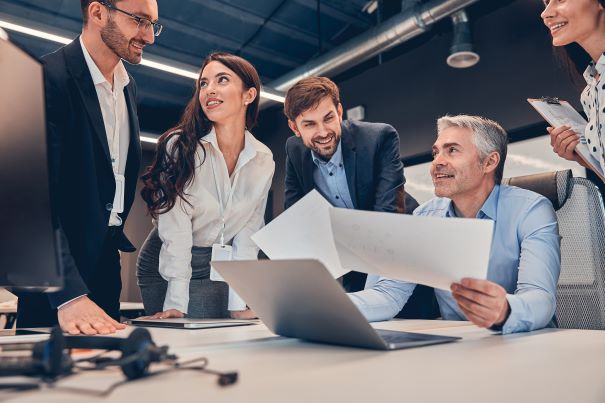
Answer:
[{"xmin": 349, "ymin": 115, "xmax": 561, "ymax": 334}]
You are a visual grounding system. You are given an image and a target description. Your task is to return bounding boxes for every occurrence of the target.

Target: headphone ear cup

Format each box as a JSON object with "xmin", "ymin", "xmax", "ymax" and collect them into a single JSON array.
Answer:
[
  {"xmin": 47, "ymin": 327, "xmax": 72, "ymax": 377},
  {"xmin": 31, "ymin": 327, "xmax": 72, "ymax": 378},
  {"xmin": 120, "ymin": 328, "xmax": 154, "ymax": 380}
]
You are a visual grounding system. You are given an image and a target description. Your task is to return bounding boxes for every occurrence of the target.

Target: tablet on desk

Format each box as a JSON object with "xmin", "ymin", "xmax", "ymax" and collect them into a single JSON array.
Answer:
[
  {"xmin": 0, "ymin": 329, "xmax": 50, "ymax": 344},
  {"xmin": 129, "ymin": 318, "xmax": 259, "ymax": 329}
]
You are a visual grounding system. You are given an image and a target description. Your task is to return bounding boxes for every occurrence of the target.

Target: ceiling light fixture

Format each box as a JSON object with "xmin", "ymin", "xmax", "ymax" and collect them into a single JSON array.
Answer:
[
  {"xmin": 0, "ymin": 19, "xmax": 285, "ymax": 103},
  {"xmin": 446, "ymin": 10, "xmax": 480, "ymax": 69},
  {"xmin": 140, "ymin": 135, "xmax": 159, "ymax": 144},
  {"xmin": 362, "ymin": 1, "xmax": 378, "ymax": 14}
]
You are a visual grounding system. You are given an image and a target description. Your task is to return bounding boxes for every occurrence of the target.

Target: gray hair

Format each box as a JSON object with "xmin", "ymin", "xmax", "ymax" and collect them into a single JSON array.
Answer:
[{"xmin": 436, "ymin": 114, "xmax": 508, "ymax": 184}]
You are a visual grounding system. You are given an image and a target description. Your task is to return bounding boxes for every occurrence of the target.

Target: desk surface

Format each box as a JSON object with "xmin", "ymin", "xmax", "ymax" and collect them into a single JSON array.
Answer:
[{"xmin": 3, "ymin": 320, "xmax": 605, "ymax": 403}]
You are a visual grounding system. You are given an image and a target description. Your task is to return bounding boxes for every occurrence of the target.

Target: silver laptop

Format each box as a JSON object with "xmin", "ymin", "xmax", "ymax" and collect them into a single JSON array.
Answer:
[
  {"xmin": 212, "ymin": 259, "xmax": 460, "ymax": 350},
  {"xmin": 130, "ymin": 318, "xmax": 258, "ymax": 329}
]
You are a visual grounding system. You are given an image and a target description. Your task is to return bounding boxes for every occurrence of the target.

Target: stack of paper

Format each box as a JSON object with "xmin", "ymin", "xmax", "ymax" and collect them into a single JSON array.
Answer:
[{"xmin": 252, "ymin": 191, "xmax": 493, "ymax": 290}]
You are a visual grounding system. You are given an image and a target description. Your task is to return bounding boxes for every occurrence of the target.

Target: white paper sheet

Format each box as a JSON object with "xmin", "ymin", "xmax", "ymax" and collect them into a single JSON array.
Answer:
[
  {"xmin": 329, "ymin": 208, "xmax": 494, "ymax": 290},
  {"xmin": 251, "ymin": 190, "xmax": 349, "ymax": 278}
]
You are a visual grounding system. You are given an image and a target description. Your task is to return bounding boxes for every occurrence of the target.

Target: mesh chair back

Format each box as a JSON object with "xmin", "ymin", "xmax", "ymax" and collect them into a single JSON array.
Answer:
[
  {"xmin": 504, "ymin": 170, "xmax": 605, "ymax": 329},
  {"xmin": 554, "ymin": 174, "xmax": 605, "ymax": 329}
]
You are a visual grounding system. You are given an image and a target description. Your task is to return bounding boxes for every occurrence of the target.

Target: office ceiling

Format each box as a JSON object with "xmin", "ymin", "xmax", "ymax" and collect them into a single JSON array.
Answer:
[
  {"xmin": 1, "ymin": 0, "xmax": 518, "ymax": 133},
  {"xmin": 1, "ymin": 0, "xmax": 377, "ymax": 108}
]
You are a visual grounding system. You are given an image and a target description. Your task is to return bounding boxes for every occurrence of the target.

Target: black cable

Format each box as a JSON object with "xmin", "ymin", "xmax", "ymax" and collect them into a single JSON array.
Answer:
[
  {"xmin": 43, "ymin": 356, "xmax": 236, "ymax": 397},
  {"xmin": 72, "ymin": 350, "xmax": 111, "ymax": 364},
  {"xmin": 317, "ymin": 0, "xmax": 322, "ymax": 54},
  {"xmin": 235, "ymin": 0, "xmax": 289, "ymax": 56},
  {"xmin": 74, "ymin": 352, "xmax": 144, "ymax": 371}
]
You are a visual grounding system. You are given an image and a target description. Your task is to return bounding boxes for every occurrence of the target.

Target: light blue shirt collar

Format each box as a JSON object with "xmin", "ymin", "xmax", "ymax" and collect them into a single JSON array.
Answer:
[
  {"xmin": 311, "ymin": 139, "xmax": 343, "ymax": 169},
  {"xmin": 445, "ymin": 184, "xmax": 500, "ymax": 220}
]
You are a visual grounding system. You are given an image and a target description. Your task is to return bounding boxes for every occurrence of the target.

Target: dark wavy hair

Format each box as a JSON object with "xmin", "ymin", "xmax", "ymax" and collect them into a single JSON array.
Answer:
[
  {"xmin": 551, "ymin": 0, "xmax": 605, "ymax": 87},
  {"xmin": 140, "ymin": 52, "xmax": 261, "ymax": 218}
]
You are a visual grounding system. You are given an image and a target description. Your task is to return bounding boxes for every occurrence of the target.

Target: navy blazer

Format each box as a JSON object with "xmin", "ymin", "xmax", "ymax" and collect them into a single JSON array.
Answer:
[
  {"xmin": 40, "ymin": 39, "xmax": 141, "ymax": 309},
  {"xmin": 285, "ymin": 119, "xmax": 417, "ymax": 213}
]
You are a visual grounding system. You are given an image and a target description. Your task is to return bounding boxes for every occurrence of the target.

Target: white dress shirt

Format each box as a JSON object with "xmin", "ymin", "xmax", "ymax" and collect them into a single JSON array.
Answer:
[
  {"xmin": 80, "ymin": 37, "xmax": 131, "ymax": 227},
  {"xmin": 157, "ymin": 128, "xmax": 275, "ymax": 313}
]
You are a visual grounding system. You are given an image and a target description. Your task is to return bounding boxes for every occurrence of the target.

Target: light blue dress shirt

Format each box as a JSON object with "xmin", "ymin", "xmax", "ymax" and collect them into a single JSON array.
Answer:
[
  {"xmin": 311, "ymin": 140, "xmax": 355, "ymax": 209},
  {"xmin": 349, "ymin": 185, "xmax": 561, "ymax": 334}
]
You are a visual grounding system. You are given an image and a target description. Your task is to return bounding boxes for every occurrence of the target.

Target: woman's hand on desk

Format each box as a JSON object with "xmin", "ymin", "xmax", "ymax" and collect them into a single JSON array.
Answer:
[
  {"xmin": 547, "ymin": 125, "xmax": 582, "ymax": 163},
  {"xmin": 230, "ymin": 308, "xmax": 257, "ymax": 320},
  {"xmin": 144, "ymin": 309, "xmax": 185, "ymax": 319}
]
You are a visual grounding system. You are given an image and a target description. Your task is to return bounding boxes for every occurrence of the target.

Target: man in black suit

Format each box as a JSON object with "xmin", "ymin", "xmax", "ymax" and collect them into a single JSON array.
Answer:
[
  {"xmin": 17, "ymin": 0, "xmax": 160, "ymax": 334},
  {"xmin": 283, "ymin": 76, "xmax": 419, "ymax": 292}
]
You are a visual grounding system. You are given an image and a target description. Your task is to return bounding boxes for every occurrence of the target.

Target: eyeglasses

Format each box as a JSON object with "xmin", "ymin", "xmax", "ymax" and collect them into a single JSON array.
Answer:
[{"xmin": 99, "ymin": 1, "xmax": 163, "ymax": 37}]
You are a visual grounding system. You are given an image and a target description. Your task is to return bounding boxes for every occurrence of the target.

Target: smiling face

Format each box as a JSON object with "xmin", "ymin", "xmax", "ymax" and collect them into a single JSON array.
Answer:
[
  {"xmin": 430, "ymin": 126, "xmax": 497, "ymax": 200},
  {"xmin": 541, "ymin": 0, "xmax": 605, "ymax": 47},
  {"xmin": 288, "ymin": 96, "xmax": 343, "ymax": 161},
  {"xmin": 198, "ymin": 60, "xmax": 256, "ymax": 125},
  {"xmin": 99, "ymin": 0, "xmax": 158, "ymax": 64}
]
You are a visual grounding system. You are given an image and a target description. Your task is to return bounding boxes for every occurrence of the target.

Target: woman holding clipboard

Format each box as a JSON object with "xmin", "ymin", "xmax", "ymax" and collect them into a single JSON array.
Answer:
[{"xmin": 541, "ymin": 0, "xmax": 605, "ymax": 181}]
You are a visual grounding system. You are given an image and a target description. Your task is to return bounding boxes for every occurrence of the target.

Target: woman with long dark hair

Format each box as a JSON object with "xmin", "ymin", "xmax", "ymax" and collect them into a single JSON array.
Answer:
[
  {"xmin": 541, "ymin": 0, "xmax": 605, "ymax": 180},
  {"xmin": 137, "ymin": 52, "xmax": 274, "ymax": 319}
]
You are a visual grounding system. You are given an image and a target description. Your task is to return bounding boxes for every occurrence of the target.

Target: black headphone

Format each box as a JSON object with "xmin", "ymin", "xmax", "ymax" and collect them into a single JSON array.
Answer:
[
  {"xmin": 65, "ymin": 327, "xmax": 173, "ymax": 380},
  {"xmin": 0, "ymin": 327, "xmax": 172, "ymax": 380}
]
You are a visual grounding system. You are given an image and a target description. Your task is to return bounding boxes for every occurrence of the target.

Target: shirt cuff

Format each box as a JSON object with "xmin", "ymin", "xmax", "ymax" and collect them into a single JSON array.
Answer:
[
  {"xmin": 228, "ymin": 287, "xmax": 246, "ymax": 311},
  {"xmin": 494, "ymin": 294, "xmax": 523, "ymax": 334},
  {"xmin": 57, "ymin": 294, "xmax": 87, "ymax": 310},
  {"xmin": 163, "ymin": 278, "xmax": 190, "ymax": 314}
]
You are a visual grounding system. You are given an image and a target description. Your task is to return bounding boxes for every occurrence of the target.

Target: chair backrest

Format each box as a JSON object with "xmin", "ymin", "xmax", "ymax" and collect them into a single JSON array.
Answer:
[{"xmin": 503, "ymin": 170, "xmax": 605, "ymax": 330}]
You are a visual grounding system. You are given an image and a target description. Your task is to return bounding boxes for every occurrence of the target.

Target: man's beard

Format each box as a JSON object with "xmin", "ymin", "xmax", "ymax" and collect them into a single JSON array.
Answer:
[
  {"xmin": 100, "ymin": 18, "xmax": 142, "ymax": 65},
  {"xmin": 310, "ymin": 133, "xmax": 340, "ymax": 161}
]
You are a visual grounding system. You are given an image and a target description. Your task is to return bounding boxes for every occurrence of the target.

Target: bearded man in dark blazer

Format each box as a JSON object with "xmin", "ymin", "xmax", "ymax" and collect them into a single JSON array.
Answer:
[{"xmin": 17, "ymin": 0, "xmax": 160, "ymax": 334}]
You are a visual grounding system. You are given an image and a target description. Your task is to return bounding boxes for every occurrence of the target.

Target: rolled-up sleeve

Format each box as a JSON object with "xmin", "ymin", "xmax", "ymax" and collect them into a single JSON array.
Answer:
[{"xmin": 500, "ymin": 197, "xmax": 561, "ymax": 334}]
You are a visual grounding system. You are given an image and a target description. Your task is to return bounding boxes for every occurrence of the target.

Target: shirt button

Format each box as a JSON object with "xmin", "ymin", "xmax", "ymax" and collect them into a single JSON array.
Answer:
[
  {"xmin": 335, "ymin": 195, "xmax": 340, "ymax": 199},
  {"xmin": 106, "ymin": 203, "xmax": 113, "ymax": 211},
  {"xmin": 329, "ymin": 172, "xmax": 333, "ymax": 176},
  {"xmin": 339, "ymin": 163, "xmax": 343, "ymax": 168}
]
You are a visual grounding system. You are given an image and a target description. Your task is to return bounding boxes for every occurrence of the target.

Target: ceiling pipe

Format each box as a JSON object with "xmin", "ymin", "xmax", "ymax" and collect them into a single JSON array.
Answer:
[{"xmin": 262, "ymin": 0, "xmax": 479, "ymax": 105}]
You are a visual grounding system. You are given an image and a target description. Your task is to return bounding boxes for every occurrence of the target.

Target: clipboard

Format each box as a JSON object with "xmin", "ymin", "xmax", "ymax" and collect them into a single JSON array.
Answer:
[{"xmin": 528, "ymin": 97, "xmax": 605, "ymax": 182}]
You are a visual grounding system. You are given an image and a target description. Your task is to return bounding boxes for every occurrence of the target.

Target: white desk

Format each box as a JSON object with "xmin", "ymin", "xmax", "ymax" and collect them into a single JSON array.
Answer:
[{"xmin": 3, "ymin": 320, "xmax": 605, "ymax": 403}]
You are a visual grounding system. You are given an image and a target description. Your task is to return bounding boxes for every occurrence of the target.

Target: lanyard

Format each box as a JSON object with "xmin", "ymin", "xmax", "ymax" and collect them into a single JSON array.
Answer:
[
  {"xmin": 107, "ymin": 84, "xmax": 120, "ymax": 175},
  {"xmin": 209, "ymin": 145, "xmax": 240, "ymax": 246}
]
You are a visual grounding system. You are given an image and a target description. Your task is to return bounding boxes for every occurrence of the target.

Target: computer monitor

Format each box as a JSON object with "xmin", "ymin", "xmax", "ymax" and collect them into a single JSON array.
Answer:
[{"xmin": 0, "ymin": 34, "xmax": 62, "ymax": 291}]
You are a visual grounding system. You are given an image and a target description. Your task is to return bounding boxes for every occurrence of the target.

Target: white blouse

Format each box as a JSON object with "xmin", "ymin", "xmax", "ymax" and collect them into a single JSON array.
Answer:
[
  {"xmin": 157, "ymin": 127, "xmax": 275, "ymax": 314},
  {"xmin": 581, "ymin": 51, "xmax": 605, "ymax": 176}
]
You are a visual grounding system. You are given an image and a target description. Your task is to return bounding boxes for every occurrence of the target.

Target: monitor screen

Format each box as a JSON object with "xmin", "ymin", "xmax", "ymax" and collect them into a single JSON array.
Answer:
[{"xmin": 0, "ymin": 35, "xmax": 62, "ymax": 291}]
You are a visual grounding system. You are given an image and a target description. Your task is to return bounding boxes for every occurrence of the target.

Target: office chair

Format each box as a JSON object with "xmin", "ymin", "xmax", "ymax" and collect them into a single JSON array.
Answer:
[{"xmin": 503, "ymin": 170, "xmax": 605, "ymax": 330}]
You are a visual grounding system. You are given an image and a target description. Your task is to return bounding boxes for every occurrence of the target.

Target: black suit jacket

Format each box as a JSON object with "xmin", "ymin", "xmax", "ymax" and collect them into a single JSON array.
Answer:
[
  {"xmin": 285, "ymin": 120, "xmax": 417, "ymax": 213},
  {"xmin": 41, "ymin": 38, "xmax": 141, "ymax": 308}
]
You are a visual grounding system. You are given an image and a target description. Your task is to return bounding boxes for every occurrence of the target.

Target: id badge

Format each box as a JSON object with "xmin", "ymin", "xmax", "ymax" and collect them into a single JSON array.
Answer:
[
  {"xmin": 112, "ymin": 174, "xmax": 125, "ymax": 213},
  {"xmin": 210, "ymin": 243, "xmax": 233, "ymax": 281}
]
